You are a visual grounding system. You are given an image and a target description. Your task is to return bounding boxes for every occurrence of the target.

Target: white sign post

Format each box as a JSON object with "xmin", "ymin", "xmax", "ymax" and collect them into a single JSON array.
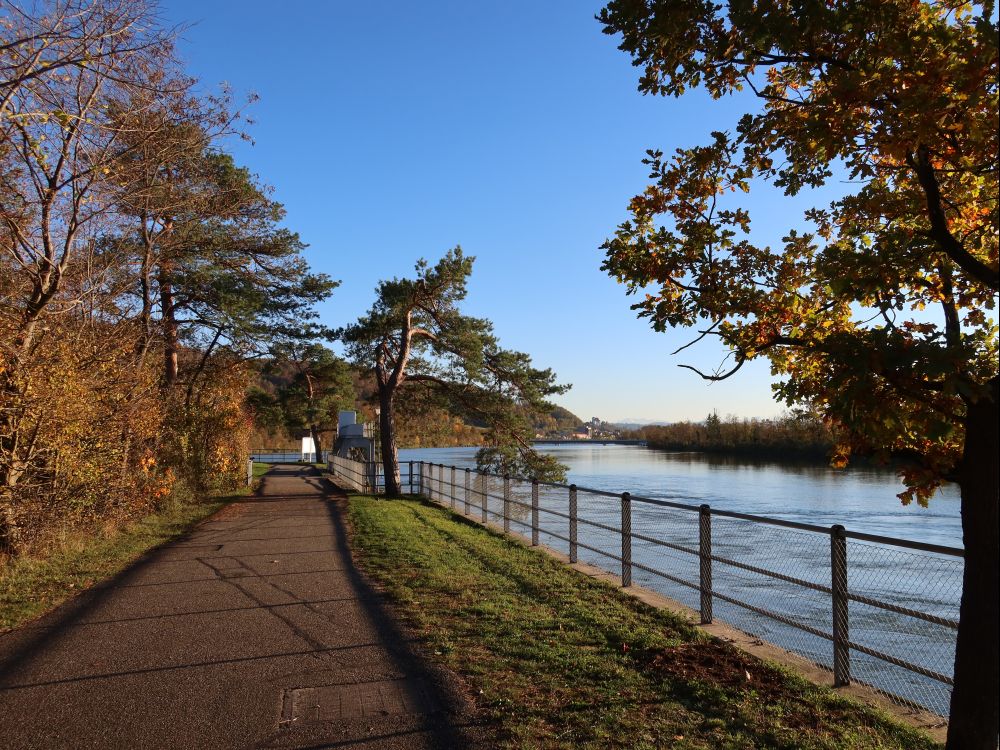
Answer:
[{"xmin": 300, "ymin": 435, "xmax": 316, "ymax": 463}]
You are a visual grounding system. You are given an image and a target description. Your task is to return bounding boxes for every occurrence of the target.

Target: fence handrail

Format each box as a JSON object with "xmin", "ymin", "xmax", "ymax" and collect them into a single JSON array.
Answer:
[{"xmin": 403, "ymin": 461, "xmax": 962, "ymax": 557}]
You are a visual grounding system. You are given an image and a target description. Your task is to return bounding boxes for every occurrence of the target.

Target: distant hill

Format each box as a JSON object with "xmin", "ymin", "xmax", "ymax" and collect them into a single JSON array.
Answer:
[{"xmin": 533, "ymin": 405, "xmax": 584, "ymax": 435}]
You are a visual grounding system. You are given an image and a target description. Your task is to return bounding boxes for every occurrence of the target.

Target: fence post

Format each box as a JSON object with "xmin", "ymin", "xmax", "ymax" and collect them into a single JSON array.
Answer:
[
  {"xmin": 464, "ymin": 468, "xmax": 471, "ymax": 515},
  {"xmin": 450, "ymin": 466, "xmax": 457, "ymax": 510},
  {"xmin": 480, "ymin": 473, "xmax": 488, "ymax": 523},
  {"xmin": 408, "ymin": 461, "xmax": 413, "ymax": 494},
  {"xmin": 831, "ymin": 524, "xmax": 850, "ymax": 687},
  {"xmin": 621, "ymin": 492, "xmax": 632, "ymax": 587},
  {"xmin": 531, "ymin": 479, "xmax": 539, "ymax": 545},
  {"xmin": 699, "ymin": 504, "xmax": 713, "ymax": 624},
  {"xmin": 569, "ymin": 484, "xmax": 578, "ymax": 563},
  {"xmin": 247, "ymin": 458, "xmax": 253, "ymax": 487},
  {"xmin": 503, "ymin": 475, "xmax": 511, "ymax": 533}
]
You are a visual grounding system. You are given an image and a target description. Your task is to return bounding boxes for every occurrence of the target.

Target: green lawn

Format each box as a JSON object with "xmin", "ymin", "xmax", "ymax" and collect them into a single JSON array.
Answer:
[
  {"xmin": 1, "ymin": 466, "xmax": 271, "ymax": 632},
  {"xmin": 348, "ymin": 495, "xmax": 940, "ymax": 750}
]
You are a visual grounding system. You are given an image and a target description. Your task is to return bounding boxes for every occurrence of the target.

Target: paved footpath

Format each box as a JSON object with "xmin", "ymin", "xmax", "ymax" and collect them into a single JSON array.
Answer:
[{"xmin": 0, "ymin": 466, "xmax": 492, "ymax": 749}]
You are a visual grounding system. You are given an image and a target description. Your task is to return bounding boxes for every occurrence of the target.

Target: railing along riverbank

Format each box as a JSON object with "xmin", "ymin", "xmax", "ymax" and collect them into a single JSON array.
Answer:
[
  {"xmin": 250, "ymin": 448, "xmax": 328, "ymax": 463},
  {"xmin": 327, "ymin": 456, "xmax": 962, "ymax": 719}
]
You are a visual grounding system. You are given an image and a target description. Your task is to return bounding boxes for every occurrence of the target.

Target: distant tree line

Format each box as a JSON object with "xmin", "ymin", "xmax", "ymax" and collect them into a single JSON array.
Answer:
[{"xmin": 631, "ymin": 412, "xmax": 836, "ymax": 462}]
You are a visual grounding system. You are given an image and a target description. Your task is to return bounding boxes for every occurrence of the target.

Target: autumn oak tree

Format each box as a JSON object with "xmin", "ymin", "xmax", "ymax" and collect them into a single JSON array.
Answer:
[
  {"xmin": 339, "ymin": 248, "xmax": 568, "ymax": 496},
  {"xmin": 597, "ymin": 2, "xmax": 997, "ymax": 747}
]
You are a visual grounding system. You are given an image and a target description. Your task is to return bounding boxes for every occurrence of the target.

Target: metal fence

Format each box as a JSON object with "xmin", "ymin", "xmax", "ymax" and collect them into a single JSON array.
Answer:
[
  {"xmin": 250, "ymin": 449, "xmax": 328, "ymax": 463},
  {"xmin": 329, "ymin": 457, "xmax": 962, "ymax": 718},
  {"xmin": 328, "ymin": 456, "xmax": 416, "ymax": 495}
]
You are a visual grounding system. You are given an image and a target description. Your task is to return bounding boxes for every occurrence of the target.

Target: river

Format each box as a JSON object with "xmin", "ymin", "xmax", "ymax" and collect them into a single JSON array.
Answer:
[
  {"xmin": 400, "ymin": 443, "xmax": 962, "ymax": 546},
  {"xmin": 397, "ymin": 443, "xmax": 962, "ymax": 717}
]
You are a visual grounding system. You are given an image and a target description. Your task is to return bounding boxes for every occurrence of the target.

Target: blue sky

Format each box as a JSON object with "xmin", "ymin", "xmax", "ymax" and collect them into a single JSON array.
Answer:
[{"xmin": 160, "ymin": 0, "xmax": 832, "ymax": 423}]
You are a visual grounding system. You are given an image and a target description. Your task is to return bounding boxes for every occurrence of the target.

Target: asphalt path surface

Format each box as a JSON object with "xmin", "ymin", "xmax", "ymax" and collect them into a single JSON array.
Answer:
[{"xmin": 0, "ymin": 465, "xmax": 492, "ymax": 749}]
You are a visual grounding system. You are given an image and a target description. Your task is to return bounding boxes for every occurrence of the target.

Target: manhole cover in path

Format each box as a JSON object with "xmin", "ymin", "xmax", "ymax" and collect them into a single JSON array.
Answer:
[{"xmin": 283, "ymin": 679, "xmax": 438, "ymax": 724}]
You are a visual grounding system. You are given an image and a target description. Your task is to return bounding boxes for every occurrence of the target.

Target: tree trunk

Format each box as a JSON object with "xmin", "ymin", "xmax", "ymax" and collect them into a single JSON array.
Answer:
[
  {"xmin": 947, "ymin": 381, "xmax": 999, "ymax": 750},
  {"xmin": 0, "ymin": 368, "xmax": 28, "ymax": 553},
  {"xmin": 378, "ymin": 387, "xmax": 401, "ymax": 497},
  {"xmin": 159, "ymin": 267, "xmax": 178, "ymax": 387},
  {"xmin": 310, "ymin": 425, "xmax": 323, "ymax": 465},
  {"xmin": 138, "ymin": 223, "xmax": 154, "ymax": 361}
]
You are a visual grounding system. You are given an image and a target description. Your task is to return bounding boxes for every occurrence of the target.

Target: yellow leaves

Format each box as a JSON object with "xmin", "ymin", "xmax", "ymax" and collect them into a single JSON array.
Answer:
[{"xmin": 830, "ymin": 449, "xmax": 850, "ymax": 470}]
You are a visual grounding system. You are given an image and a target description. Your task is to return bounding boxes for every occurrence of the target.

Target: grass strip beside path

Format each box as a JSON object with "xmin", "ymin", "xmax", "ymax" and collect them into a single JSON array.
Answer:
[
  {"xmin": 0, "ymin": 468, "xmax": 271, "ymax": 632},
  {"xmin": 348, "ymin": 495, "xmax": 940, "ymax": 750}
]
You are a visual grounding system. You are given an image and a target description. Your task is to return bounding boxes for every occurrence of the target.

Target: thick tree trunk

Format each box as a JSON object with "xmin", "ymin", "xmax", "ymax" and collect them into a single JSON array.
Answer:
[
  {"xmin": 378, "ymin": 387, "xmax": 401, "ymax": 497},
  {"xmin": 947, "ymin": 382, "xmax": 999, "ymax": 750}
]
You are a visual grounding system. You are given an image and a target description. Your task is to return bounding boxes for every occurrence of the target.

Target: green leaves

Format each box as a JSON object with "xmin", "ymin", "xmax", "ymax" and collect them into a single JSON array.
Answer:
[
  {"xmin": 341, "ymin": 247, "xmax": 569, "ymax": 482},
  {"xmin": 264, "ymin": 343, "xmax": 355, "ymax": 440}
]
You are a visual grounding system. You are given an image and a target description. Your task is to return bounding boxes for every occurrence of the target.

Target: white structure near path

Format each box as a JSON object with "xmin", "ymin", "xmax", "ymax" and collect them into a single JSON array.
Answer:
[{"xmin": 300, "ymin": 435, "xmax": 316, "ymax": 462}]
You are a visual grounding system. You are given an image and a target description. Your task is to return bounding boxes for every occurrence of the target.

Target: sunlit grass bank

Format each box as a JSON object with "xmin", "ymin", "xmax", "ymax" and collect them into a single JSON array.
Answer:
[{"xmin": 348, "ymin": 495, "xmax": 940, "ymax": 750}]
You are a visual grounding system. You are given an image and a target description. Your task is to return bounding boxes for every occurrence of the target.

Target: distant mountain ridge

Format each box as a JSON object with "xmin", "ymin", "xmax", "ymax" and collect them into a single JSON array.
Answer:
[{"xmin": 611, "ymin": 420, "xmax": 672, "ymax": 431}]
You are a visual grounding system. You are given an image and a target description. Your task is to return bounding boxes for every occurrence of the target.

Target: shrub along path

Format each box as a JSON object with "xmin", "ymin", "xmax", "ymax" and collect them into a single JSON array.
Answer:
[
  {"xmin": 348, "ymin": 495, "xmax": 942, "ymax": 750},
  {"xmin": 0, "ymin": 466, "xmax": 491, "ymax": 749}
]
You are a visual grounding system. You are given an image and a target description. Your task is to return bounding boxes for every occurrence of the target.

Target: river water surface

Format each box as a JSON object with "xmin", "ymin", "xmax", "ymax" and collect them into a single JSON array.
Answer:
[{"xmin": 401, "ymin": 443, "xmax": 961, "ymax": 545}]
